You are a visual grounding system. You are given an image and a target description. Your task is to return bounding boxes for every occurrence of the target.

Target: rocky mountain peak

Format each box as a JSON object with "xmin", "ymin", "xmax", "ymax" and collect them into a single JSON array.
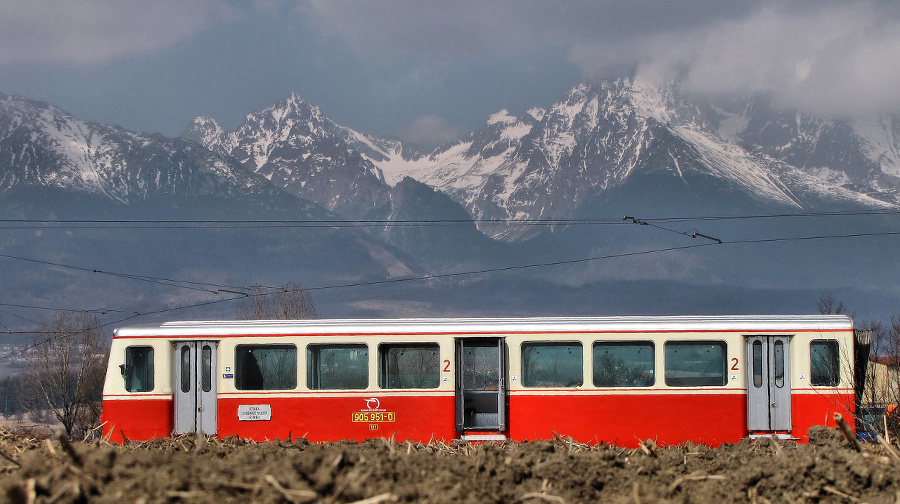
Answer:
[
  {"xmin": 181, "ymin": 116, "xmax": 225, "ymax": 149},
  {"xmin": 185, "ymin": 93, "xmax": 391, "ymax": 218}
]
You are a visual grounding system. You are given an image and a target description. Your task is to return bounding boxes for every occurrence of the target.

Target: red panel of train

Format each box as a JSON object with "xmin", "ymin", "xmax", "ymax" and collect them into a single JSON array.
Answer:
[{"xmin": 101, "ymin": 315, "xmax": 860, "ymax": 447}]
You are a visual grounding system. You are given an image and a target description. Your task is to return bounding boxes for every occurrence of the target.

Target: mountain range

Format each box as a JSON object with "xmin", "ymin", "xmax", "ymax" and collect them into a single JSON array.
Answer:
[
  {"xmin": 184, "ymin": 79, "xmax": 899, "ymax": 234},
  {"xmin": 1, "ymin": 79, "xmax": 899, "ymax": 332}
]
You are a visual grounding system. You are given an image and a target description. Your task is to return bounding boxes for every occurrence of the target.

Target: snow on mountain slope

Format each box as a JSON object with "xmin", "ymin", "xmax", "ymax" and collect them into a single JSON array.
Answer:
[
  {"xmin": 184, "ymin": 94, "xmax": 394, "ymax": 218},
  {"xmin": 344, "ymin": 130, "xmax": 430, "ymax": 187},
  {"xmin": 852, "ymin": 115, "xmax": 900, "ymax": 179},
  {"xmin": 0, "ymin": 93, "xmax": 299, "ymax": 205},
  {"xmin": 1, "ymin": 93, "xmax": 124, "ymax": 197},
  {"xmin": 179, "ymin": 80, "xmax": 900, "ymax": 240},
  {"xmin": 362, "ymin": 79, "xmax": 898, "ymax": 236}
]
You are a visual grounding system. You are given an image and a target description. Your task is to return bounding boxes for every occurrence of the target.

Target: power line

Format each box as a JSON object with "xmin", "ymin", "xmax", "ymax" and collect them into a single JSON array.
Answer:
[
  {"xmin": 624, "ymin": 216, "xmax": 722, "ymax": 243},
  {"xmin": 3, "ymin": 226, "xmax": 900, "ymax": 328},
  {"xmin": 3, "ymin": 206, "xmax": 898, "ymax": 361},
  {"xmin": 0, "ymin": 252, "xmax": 251, "ymax": 295},
  {"xmin": 0, "ymin": 226, "xmax": 898, "ymax": 360},
  {"xmin": 0, "ymin": 208, "xmax": 896, "ymax": 230},
  {"xmin": 0, "ymin": 213, "xmax": 897, "ymax": 318},
  {"xmin": 104, "ymin": 227, "xmax": 900, "ymax": 311},
  {"xmin": 634, "ymin": 208, "xmax": 900, "ymax": 223},
  {"xmin": 0, "ymin": 218, "xmax": 626, "ymax": 229},
  {"xmin": 0, "ymin": 301, "xmax": 138, "ymax": 316}
]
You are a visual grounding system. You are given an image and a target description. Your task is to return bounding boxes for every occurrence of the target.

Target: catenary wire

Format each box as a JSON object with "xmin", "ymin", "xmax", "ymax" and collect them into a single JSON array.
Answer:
[
  {"xmin": 1, "ymin": 223, "xmax": 899, "ymax": 359},
  {"xmin": 0, "ymin": 208, "xmax": 897, "ymax": 229}
]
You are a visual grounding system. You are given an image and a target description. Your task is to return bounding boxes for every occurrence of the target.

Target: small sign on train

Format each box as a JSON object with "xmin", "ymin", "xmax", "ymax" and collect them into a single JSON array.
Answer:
[{"xmin": 237, "ymin": 404, "xmax": 272, "ymax": 421}]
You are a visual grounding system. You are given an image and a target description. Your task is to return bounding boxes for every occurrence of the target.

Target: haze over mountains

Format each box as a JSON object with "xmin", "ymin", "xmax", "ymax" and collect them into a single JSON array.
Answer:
[{"xmin": 2, "ymin": 79, "xmax": 899, "ymax": 332}]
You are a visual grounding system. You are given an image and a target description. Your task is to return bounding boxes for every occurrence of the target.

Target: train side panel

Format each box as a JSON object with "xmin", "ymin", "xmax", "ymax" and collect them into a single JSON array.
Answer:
[
  {"xmin": 508, "ymin": 391, "xmax": 746, "ymax": 446},
  {"xmin": 101, "ymin": 397, "xmax": 173, "ymax": 443},
  {"xmin": 215, "ymin": 394, "xmax": 456, "ymax": 442},
  {"xmin": 100, "ymin": 316, "xmax": 857, "ymax": 446}
]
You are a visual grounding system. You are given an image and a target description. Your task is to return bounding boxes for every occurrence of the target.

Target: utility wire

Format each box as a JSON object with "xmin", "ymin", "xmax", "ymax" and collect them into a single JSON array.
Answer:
[
  {"xmin": 0, "ymin": 226, "xmax": 900, "ymax": 360},
  {"xmin": 0, "ymin": 301, "xmax": 138, "ymax": 316},
  {"xmin": 624, "ymin": 216, "xmax": 722, "ymax": 243},
  {"xmin": 0, "ymin": 218, "xmax": 626, "ymax": 229},
  {"xmin": 0, "ymin": 252, "xmax": 251, "ymax": 295},
  {"xmin": 3, "ymin": 226, "xmax": 900, "ymax": 332},
  {"xmin": 0, "ymin": 208, "xmax": 897, "ymax": 229},
  {"xmin": 633, "ymin": 208, "xmax": 900, "ymax": 223},
  {"xmin": 0, "ymin": 207, "xmax": 895, "ymax": 329}
]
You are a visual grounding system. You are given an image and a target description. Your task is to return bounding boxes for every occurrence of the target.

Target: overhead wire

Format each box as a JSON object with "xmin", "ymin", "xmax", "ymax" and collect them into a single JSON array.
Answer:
[
  {"xmin": 0, "ymin": 217, "xmax": 626, "ymax": 229},
  {"xmin": 0, "ymin": 208, "xmax": 896, "ymax": 230},
  {"xmin": 8, "ymin": 226, "xmax": 900, "ymax": 332},
  {"xmin": 1, "ymin": 210, "xmax": 898, "ymax": 360},
  {"xmin": 632, "ymin": 208, "xmax": 900, "ymax": 223},
  {"xmin": 0, "ymin": 210, "xmax": 897, "ymax": 309},
  {"xmin": 0, "ymin": 252, "xmax": 251, "ymax": 295},
  {"xmin": 1, "ymin": 207, "xmax": 891, "ymax": 326}
]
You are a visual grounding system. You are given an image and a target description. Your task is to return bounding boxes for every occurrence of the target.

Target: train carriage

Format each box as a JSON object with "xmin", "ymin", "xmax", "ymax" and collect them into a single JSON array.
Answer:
[{"xmin": 101, "ymin": 315, "xmax": 859, "ymax": 447}]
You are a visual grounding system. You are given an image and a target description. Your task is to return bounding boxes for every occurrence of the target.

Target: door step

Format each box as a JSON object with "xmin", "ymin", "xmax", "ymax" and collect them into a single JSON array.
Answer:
[
  {"xmin": 749, "ymin": 433, "xmax": 798, "ymax": 440},
  {"xmin": 460, "ymin": 433, "xmax": 507, "ymax": 442}
]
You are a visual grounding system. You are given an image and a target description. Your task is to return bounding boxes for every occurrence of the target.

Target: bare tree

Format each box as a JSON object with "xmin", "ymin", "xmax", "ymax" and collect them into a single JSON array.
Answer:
[
  {"xmin": 818, "ymin": 291, "xmax": 847, "ymax": 315},
  {"xmin": 860, "ymin": 319, "xmax": 888, "ymax": 406},
  {"xmin": 873, "ymin": 314, "xmax": 900, "ymax": 441},
  {"xmin": 21, "ymin": 311, "xmax": 108, "ymax": 438},
  {"xmin": 237, "ymin": 282, "xmax": 317, "ymax": 320}
]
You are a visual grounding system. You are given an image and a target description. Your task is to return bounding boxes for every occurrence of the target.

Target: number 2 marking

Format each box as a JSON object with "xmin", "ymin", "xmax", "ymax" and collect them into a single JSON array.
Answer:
[
  {"xmin": 731, "ymin": 357, "xmax": 739, "ymax": 371},
  {"xmin": 443, "ymin": 359, "xmax": 451, "ymax": 372}
]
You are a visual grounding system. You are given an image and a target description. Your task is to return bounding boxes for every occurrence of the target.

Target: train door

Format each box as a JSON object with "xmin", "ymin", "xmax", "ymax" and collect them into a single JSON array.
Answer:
[
  {"xmin": 455, "ymin": 338, "xmax": 507, "ymax": 434},
  {"xmin": 174, "ymin": 341, "xmax": 218, "ymax": 435},
  {"xmin": 746, "ymin": 336, "xmax": 791, "ymax": 431}
]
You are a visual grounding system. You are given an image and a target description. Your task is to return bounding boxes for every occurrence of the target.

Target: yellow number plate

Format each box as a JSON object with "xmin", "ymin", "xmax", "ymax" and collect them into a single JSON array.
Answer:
[{"xmin": 351, "ymin": 411, "xmax": 396, "ymax": 423}]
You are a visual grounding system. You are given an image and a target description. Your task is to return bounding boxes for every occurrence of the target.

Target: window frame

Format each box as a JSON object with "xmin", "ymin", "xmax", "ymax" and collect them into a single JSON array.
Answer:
[
  {"xmin": 123, "ymin": 345, "xmax": 155, "ymax": 393},
  {"xmin": 663, "ymin": 340, "xmax": 728, "ymax": 387},
  {"xmin": 234, "ymin": 343, "xmax": 298, "ymax": 391},
  {"xmin": 809, "ymin": 339, "xmax": 840, "ymax": 387},
  {"xmin": 378, "ymin": 342, "xmax": 441, "ymax": 389},
  {"xmin": 592, "ymin": 340, "xmax": 655, "ymax": 387},
  {"xmin": 307, "ymin": 343, "xmax": 369, "ymax": 390},
  {"xmin": 520, "ymin": 341, "xmax": 584, "ymax": 388}
]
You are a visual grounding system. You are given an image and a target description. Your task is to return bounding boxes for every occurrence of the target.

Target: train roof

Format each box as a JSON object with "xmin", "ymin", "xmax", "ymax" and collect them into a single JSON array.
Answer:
[{"xmin": 112, "ymin": 315, "xmax": 854, "ymax": 338}]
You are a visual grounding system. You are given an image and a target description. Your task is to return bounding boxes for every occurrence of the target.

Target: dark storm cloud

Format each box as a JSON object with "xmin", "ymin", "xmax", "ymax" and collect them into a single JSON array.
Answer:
[
  {"xmin": 308, "ymin": 0, "xmax": 900, "ymax": 117},
  {"xmin": 1, "ymin": 0, "xmax": 898, "ymax": 143},
  {"xmin": 0, "ymin": 0, "xmax": 237, "ymax": 64}
]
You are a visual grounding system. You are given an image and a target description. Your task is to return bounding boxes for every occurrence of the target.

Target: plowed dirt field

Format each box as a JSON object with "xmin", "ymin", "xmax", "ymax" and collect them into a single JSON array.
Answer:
[{"xmin": 2, "ymin": 427, "xmax": 899, "ymax": 503}]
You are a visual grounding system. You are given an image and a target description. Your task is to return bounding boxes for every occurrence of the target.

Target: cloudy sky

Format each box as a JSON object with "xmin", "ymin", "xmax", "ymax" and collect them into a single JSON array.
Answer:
[{"xmin": 1, "ymin": 0, "xmax": 899, "ymax": 148}]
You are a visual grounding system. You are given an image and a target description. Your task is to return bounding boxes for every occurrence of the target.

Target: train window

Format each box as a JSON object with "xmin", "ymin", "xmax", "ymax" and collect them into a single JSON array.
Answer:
[
  {"xmin": 462, "ymin": 343, "xmax": 500, "ymax": 390},
  {"xmin": 774, "ymin": 340, "xmax": 785, "ymax": 388},
  {"xmin": 522, "ymin": 342, "xmax": 583, "ymax": 388},
  {"xmin": 201, "ymin": 344, "xmax": 213, "ymax": 393},
  {"xmin": 123, "ymin": 346, "xmax": 154, "ymax": 392},
  {"xmin": 593, "ymin": 342, "xmax": 654, "ymax": 387},
  {"xmin": 180, "ymin": 346, "xmax": 191, "ymax": 393},
  {"xmin": 810, "ymin": 340, "xmax": 839, "ymax": 386},
  {"xmin": 752, "ymin": 340, "xmax": 763, "ymax": 388},
  {"xmin": 235, "ymin": 344, "xmax": 297, "ymax": 390},
  {"xmin": 307, "ymin": 344, "xmax": 368, "ymax": 390},
  {"xmin": 664, "ymin": 341, "xmax": 727, "ymax": 387},
  {"xmin": 379, "ymin": 344, "xmax": 440, "ymax": 389}
]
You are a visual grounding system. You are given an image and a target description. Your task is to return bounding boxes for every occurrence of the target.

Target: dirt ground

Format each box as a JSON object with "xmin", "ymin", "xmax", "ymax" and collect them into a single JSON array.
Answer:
[{"xmin": 1, "ymin": 427, "xmax": 899, "ymax": 503}]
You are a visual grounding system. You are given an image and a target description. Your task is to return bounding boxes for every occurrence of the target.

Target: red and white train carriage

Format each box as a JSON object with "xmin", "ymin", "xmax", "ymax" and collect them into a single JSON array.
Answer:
[{"xmin": 101, "ymin": 315, "xmax": 860, "ymax": 447}]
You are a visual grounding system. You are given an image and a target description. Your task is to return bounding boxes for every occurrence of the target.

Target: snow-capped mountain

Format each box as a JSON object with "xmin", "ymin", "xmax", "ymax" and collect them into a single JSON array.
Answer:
[
  {"xmin": 0, "ymin": 93, "xmax": 429, "ymax": 323},
  {"xmin": 373, "ymin": 80, "xmax": 899, "ymax": 238},
  {"xmin": 0, "ymin": 93, "xmax": 324, "ymax": 214},
  {"xmin": 2, "ymin": 85, "xmax": 900, "ymax": 324},
  {"xmin": 182, "ymin": 81, "xmax": 898, "ymax": 242},
  {"xmin": 182, "ymin": 93, "xmax": 398, "ymax": 219}
]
